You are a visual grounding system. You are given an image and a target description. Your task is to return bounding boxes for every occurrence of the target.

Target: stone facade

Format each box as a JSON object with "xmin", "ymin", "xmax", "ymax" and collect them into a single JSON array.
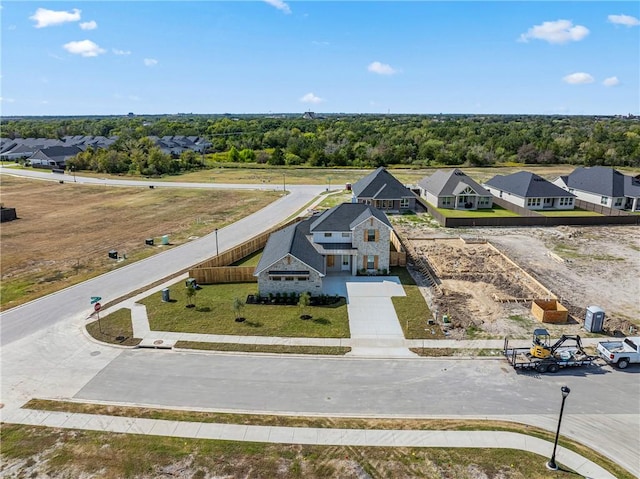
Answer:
[
  {"xmin": 351, "ymin": 216, "xmax": 391, "ymax": 272},
  {"xmin": 256, "ymin": 254, "xmax": 323, "ymax": 296}
]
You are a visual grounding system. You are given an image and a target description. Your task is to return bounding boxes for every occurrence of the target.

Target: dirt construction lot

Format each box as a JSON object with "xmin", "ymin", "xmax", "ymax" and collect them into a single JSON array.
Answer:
[
  {"xmin": 394, "ymin": 218, "xmax": 640, "ymax": 340},
  {"xmin": 0, "ymin": 176, "xmax": 279, "ymax": 309}
]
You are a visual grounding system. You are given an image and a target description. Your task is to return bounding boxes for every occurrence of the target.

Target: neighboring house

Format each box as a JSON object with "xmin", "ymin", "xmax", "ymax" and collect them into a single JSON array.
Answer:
[
  {"xmin": 254, "ymin": 203, "xmax": 393, "ymax": 295},
  {"xmin": 484, "ymin": 171, "xmax": 576, "ymax": 210},
  {"xmin": 554, "ymin": 166, "xmax": 640, "ymax": 211},
  {"xmin": 418, "ymin": 169, "xmax": 493, "ymax": 210},
  {"xmin": 351, "ymin": 167, "xmax": 417, "ymax": 213},
  {"xmin": 28, "ymin": 145, "xmax": 82, "ymax": 168}
]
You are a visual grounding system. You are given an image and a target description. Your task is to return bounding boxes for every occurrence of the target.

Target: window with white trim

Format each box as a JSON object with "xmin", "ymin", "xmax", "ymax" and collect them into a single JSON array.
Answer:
[
  {"xmin": 601, "ymin": 196, "xmax": 608, "ymax": 205},
  {"xmin": 400, "ymin": 198, "xmax": 409, "ymax": 208}
]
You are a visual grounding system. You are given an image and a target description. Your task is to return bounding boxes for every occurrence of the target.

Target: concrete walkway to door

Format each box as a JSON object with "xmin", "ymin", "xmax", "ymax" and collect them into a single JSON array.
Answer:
[{"xmin": 322, "ymin": 276, "xmax": 417, "ymax": 358}]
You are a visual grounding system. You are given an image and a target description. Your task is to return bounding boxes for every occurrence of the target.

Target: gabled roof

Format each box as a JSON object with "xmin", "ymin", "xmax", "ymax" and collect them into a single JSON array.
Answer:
[
  {"xmin": 485, "ymin": 171, "xmax": 575, "ymax": 198},
  {"xmin": 564, "ymin": 166, "xmax": 638, "ymax": 197},
  {"xmin": 254, "ymin": 220, "xmax": 324, "ymax": 276},
  {"xmin": 310, "ymin": 203, "xmax": 392, "ymax": 232},
  {"xmin": 418, "ymin": 169, "xmax": 491, "ymax": 197},
  {"xmin": 351, "ymin": 167, "xmax": 413, "ymax": 199},
  {"xmin": 31, "ymin": 145, "xmax": 82, "ymax": 162}
]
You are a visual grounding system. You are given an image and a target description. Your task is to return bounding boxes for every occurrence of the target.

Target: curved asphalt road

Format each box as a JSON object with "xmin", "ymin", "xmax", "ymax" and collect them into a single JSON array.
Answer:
[
  {"xmin": 1, "ymin": 168, "xmax": 638, "ymax": 476},
  {"xmin": 0, "ymin": 168, "xmax": 325, "ymax": 345}
]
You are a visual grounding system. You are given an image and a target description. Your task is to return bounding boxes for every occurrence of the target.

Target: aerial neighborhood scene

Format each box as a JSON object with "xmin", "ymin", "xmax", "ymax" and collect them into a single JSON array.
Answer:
[{"xmin": 2, "ymin": 1, "xmax": 640, "ymax": 478}]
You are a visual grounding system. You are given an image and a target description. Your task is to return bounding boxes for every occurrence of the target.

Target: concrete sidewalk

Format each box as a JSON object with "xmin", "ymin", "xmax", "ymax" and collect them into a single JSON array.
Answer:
[
  {"xmin": 1, "ymin": 408, "xmax": 616, "ymax": 478},
  {"xmin": 120, "ymin": 284, "xmax": 603, "ymax": 353}
]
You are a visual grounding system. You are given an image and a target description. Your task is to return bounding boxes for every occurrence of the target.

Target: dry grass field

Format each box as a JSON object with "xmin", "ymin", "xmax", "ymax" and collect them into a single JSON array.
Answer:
[{"xmin": 0, "ymin": 176, "xmax": 279, "ymax": 309}]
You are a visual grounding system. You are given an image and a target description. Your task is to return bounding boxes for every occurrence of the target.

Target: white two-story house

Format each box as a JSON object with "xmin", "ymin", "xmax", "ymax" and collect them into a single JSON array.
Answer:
[{"xmin": 254, "ymin": 203, "xmax": 393, "ymax": 295}]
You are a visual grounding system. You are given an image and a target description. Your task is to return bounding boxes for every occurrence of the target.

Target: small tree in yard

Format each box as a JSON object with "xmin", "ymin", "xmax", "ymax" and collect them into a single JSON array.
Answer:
[
  {"xmin": 298, "ymin": 292, "xmax": 311, "ymax": 320},
  {"xmin": 232, "ymin": 297, "xmax": 245, "ymax": 322},
  {"xmin": 185, "ymin": 283, "xmax": 197, "ymax": 308}
]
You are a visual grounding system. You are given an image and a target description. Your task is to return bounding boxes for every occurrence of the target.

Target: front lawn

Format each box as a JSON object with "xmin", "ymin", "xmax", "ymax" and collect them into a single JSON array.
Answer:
[
  {"xmin": 391, "ymin": 267, "xmax": 444, "ymax": 339},
  {"xmin": 141, "ymin": 281, "xmax": 350, "ymax": 338},
  {"xmin": 434, "ymin": 205, "xmax": 520, "ymax": 218}
]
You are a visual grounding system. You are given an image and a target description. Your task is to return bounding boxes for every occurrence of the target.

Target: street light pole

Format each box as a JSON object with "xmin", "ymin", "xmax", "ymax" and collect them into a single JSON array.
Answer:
[
  {"xmin": 215, "ymin": 228, "xmax": 219, "ymax": 256},
  {"xmin": 547, "ymin": 385, "xmax": 571, "ymax": 470},
  {"xmin": 72, "ymin": 165, "xmax": 76, "ymax": 182},
  {"xmin": 283, "ymin": 173, "xmax": 286, "ymax": 193}
]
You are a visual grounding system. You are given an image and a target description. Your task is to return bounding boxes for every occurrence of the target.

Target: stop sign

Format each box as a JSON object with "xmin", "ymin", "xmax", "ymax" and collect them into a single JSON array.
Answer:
[{"xmin": 94, "ymin": 302, "xmax": 102, "ymax": 312}]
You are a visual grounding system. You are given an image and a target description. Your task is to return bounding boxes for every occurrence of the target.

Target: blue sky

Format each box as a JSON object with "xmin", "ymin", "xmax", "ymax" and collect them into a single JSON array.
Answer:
[{"xmin": 1, "ymin": 1, "xmax": 639, "ymax": 116}]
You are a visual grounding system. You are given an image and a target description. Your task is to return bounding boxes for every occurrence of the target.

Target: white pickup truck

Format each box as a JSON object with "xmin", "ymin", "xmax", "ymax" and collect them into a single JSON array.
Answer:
[{"xmin": 597, "ymin": 337, "xmax": 640, "ymax": 369}]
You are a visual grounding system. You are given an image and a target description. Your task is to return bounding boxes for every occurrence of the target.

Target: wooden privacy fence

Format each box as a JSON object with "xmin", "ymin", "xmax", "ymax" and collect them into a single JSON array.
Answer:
[
  {"xmin": 389, "ymin": 229, "xmax": 407, "ymax": 266},
  {"xmin": 189, "ymin": 217, "xmax": 303, "ymax": 284},
  {"xmin": 190, "ymin": 266, "xmax": 256, "ymax": 284},
  {"xmin": 190, "ymin": 216, "xmax": 409, "ymax": 284}
]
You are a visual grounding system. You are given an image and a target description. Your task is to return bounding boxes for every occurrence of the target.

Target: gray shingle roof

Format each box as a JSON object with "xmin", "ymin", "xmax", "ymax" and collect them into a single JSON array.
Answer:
[
  {"xmin": 485, "ymin": 171, "xmax": 574, "ymax": 198},
  {"xmin": 351, "ymin": 167, "xmax": 413, "ymax": 200},
  {"xmin": 564, "ymin": 166, "xmax": 638, "ymax": 197},
  {"xmin": 418, "ymin": 169, "xmax": 491, "ymax": 197},
  {"xmin": 310, "ymin": 203, "xmax": 392, "ymax": 232},
  {"xmin": 254, "ymin": 220, "xmax": 324, "ymax": 275},
  {"xmin": 256, "ymin": 203, "xmax": 392, "ymax": 276}
]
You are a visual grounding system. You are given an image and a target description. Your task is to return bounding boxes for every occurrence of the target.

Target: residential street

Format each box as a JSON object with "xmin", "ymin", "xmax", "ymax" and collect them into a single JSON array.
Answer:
[
  {"xmin": 1, "ymin": 168, "xmax": 638, "ymax": 477},
  {"xmin": 0, "ymin": 168, "xmax": 325, "ymax": 345}
]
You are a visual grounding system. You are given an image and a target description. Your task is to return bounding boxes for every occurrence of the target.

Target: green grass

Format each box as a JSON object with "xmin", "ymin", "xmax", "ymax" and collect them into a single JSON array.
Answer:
[
  {"xmin": 537, "ymin": 208, "xmax": 603, "ymax": 217},
  {"xmin": 175, "ymin": 341, "xmax": 351, "ymax": 355},
  {"xmin": 434, "ymin": 205, "xmax": 521, "ymax": 218},
  {"xmin": 1, "ymin": 424, "xmax": 592, "ymax": 479},
  {"xmin": 141, "ymin": 281, "xmax": 350, "ymax": 338},
  {"xmin": 391, "ymin": 267, "xmax": 443, "ymax": 339},
  {"xmin": 315, "ymin": 191, "xmax": 353, "ymax": 209},
  {"xmin": 230, "ymin": 249, "xmax": 263, "ymax": 267},
  {"xmin": 86, "ymin": 308, "xmax": 140, "ymax": 346},
  {"xmin": 15, "ymin": 399, "xmax": 634, "ymax": 479},
  {"xmin": 554, "ymin": 243, "xmax": 624, "ymax": 261}
]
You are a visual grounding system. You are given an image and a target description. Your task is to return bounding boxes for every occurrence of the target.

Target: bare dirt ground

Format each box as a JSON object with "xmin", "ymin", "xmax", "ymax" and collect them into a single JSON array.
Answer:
[
  {"xmin": 0, "ymin": 176, "xmax": 279, "ymax": 309},
  {"xmin": 393, "ymin": 217, "xmax": 640, "ymax": 339}
]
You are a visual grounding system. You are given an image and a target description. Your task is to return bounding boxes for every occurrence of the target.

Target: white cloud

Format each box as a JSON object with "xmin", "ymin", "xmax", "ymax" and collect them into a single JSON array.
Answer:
[
  {"xmin": 63, "ymin": 40, "xmax": 106, "ymax": 57},
  {"xmin": 300, "ymin": 92, "xmax": 323, "ymax": 104},
  {"xmin": 563, "ymin": 72, "xmax": 595, "ymax": 84},
  {"xmin": 143, "ymin": 58, "xmax": 158, "ymax": 67},
  {"xmin": 0, "ymin": 97, "xmax": 16, "ymax": 103},
  {"xmin": 264, "ymin": 0, "xmax": 291, "ymax": 14},
  {"xmin": 603, "ymin": 76, "xmax": 620, "ymax": 87},
  {"xmin": 608, "ymin": 14, "xmax": 640, "ymax": 27},
  {"xmin": 79, "ymin": 20, "xmax": 97, "ymax": 30},
  {"xmin": 518, "ymin": 19, "xmax": 589, "ymax": 44},
  {"xmin": 30, "ymin": 8, "xmax": 81, "ymax": 28},
  {"xmin": 367, "ymin": 61, "xmax": 397, "ymax": 75},
  {"xmin": 113, "ymin": 48, "xmax": 132, "ymax": 55}
]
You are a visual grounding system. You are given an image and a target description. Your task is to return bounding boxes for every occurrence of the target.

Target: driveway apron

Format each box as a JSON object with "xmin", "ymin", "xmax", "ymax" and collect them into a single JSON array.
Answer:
[{"xmin": 343, "ymin": 277, "xmax": 416, "ymax": 357}]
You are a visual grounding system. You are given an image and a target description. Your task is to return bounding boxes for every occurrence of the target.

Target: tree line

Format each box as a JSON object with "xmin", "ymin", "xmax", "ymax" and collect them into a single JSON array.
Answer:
[{"xmin": 3, "ymin": 114, "xmax": 639, "ymax": 173}]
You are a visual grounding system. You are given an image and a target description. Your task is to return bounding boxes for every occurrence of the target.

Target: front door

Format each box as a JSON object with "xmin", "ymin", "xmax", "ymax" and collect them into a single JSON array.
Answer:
[{"xmin": 341, "ymin": 255, "xmax": 350, "ymax": 271}]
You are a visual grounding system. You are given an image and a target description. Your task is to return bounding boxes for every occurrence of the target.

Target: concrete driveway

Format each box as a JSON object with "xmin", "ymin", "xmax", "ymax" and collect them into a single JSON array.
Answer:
[{"xmin": 322, "ymin": 275, "xmax": 415, "ymax": 357}]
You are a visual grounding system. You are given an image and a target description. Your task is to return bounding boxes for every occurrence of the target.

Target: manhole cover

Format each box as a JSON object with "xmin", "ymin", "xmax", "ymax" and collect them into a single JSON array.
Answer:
[{"xmin": 153, "ymin": 340, "xmax": 164, "ymax": 345}]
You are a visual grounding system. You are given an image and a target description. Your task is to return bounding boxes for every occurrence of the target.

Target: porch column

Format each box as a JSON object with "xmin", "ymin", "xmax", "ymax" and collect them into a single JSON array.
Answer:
[{"xmin": 633, "ymin": 197, "xmax": 639, "ymax": 212}]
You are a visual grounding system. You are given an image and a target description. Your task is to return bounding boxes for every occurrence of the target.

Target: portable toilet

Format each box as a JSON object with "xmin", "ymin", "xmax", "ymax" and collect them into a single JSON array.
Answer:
[
  {"xmin": 161, "ymin": 235, "xmax": 169, "ymax": 245},
  {"xmin": 585, "ymin": 305, "xmax": 605, "ymax": 333}
]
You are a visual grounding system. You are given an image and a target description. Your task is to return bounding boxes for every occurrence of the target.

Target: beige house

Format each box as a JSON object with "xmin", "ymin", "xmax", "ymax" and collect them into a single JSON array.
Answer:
[{"xmin": 254, "ymin": 203, "xmax": 393, "ymax": 296}]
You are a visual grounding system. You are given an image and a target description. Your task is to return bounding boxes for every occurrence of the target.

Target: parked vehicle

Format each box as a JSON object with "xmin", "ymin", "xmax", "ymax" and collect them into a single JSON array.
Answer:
[
  {"xmin": 503, "ymin": 329, "xmax": 598, "ymax": 373},
  {"xmin": 597, "ymin": 337, "xmax": 640, "ymax": 369}
]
